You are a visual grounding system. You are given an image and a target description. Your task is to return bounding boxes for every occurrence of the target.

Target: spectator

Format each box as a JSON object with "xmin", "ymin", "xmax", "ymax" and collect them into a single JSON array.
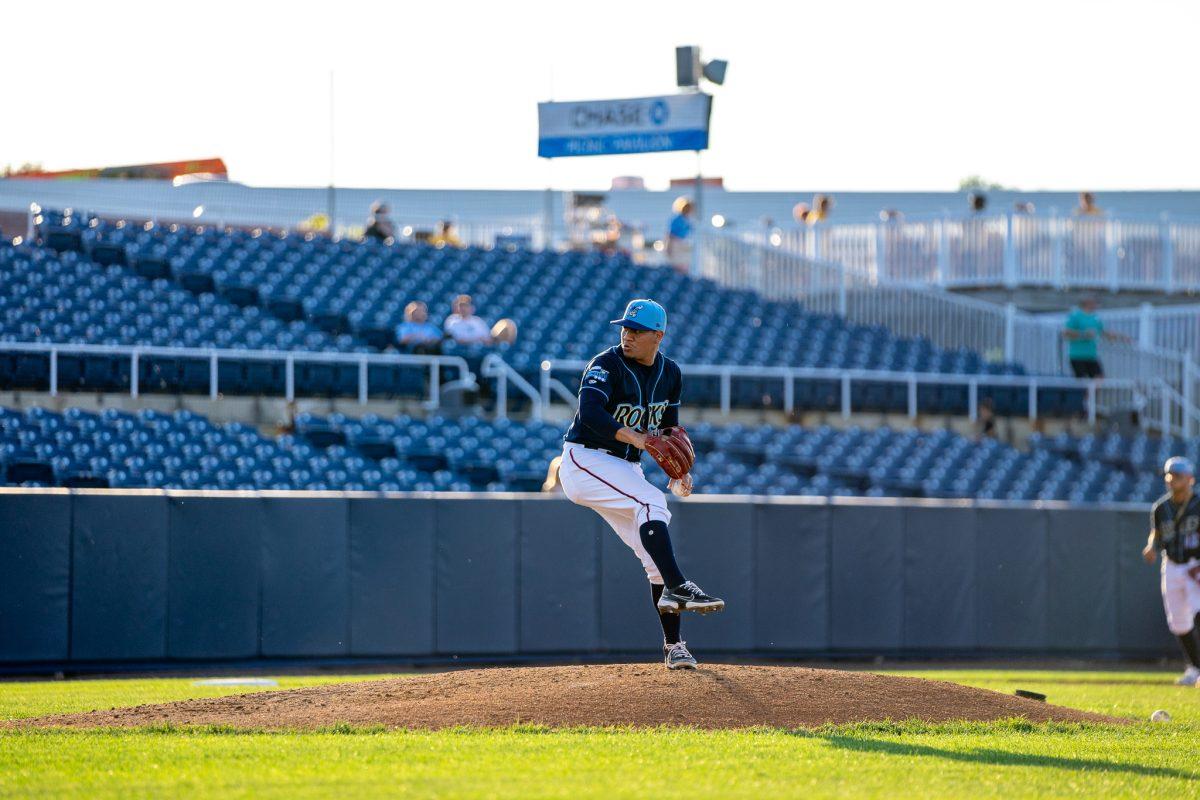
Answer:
[
  {"xmin": 276, "ymin": 400, "xmax": 298, "ymax": 436},
  {"xmin": 1076, "ymin": 191, "xmax": 1102, "ymax": 216},
  {"xmin": 666, "ymin": 197, "xmax": 694, "ymax": 272},
  {"xmin": 792, "ymin": 202, "xmax": 811, "ymax": 225},
  {"xmin": 1013, "ymin": 201, "xmax": 1036, "ymax": 215},
  {"xmin": 977, "ymin": 397, "xmax": 997, "ymax": 440},
  {"xmin": 967, "ymin": 192, "xmax": 987, "ymax": 213},
  {"xmin": 365, "ymin": 201, "xmax": 394, "ymax": 242},
  {"xmin": 444, "ymin": 294, "xmax": 493, "ymax": 345},
  {"xmin": 430, "ymin": 219, "xmax": 464, "ymax": 248},
  {"xmin": 395, "ymin": 301, "xmax": 443, "ymax": 354},
  {"xmin": 806, "ymin": 194, "xmax": 833, "ymax": 225},
  {"xmin": 1063, "ymin": 296, "xmax": 1129, "ymax": 378},
  {"xmin": 598, "ymin": 214, "xmax": 623, "ymax": 255}
]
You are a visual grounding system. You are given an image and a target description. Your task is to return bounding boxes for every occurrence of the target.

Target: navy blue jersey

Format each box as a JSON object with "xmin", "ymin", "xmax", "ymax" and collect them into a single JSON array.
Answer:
[
  {"xmin": 564, "ymin": 346, "xmax": 682, "ymax": 462},
  {"xmin": 1152, "ymin": 492, "xmax": 1200, "ymax": 564}
]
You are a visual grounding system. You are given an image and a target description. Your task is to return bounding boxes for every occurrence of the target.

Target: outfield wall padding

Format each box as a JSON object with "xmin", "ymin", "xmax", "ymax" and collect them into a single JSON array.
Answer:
[
  {"xmin": 70, "ymin": 493, "xmax": 169, "ymax": 660},
  {"xmin": 0, "ymin": 490, "xmax": 1178, "ymax": 666}
]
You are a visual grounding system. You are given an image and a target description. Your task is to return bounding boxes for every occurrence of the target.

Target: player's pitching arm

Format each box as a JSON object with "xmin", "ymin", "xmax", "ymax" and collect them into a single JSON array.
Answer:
[{"xmin": 615, "ymin": 427, "xmax": 648, "ymax": 450}]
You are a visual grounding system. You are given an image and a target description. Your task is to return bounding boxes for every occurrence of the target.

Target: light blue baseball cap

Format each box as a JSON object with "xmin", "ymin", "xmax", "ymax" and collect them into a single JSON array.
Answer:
[
  {"xmin": 1165, "ymin": 456, "xmax": 1194, "ymax": 476},
  {"xmin": 610, "ymin": 299, "xmax": 666, "ymax": 332}
]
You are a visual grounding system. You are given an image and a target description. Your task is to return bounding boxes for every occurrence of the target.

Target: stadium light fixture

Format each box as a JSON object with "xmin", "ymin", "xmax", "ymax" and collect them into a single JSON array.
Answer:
[
  {"xmin": 702, "ymin": 60, "xmax": 728, "ymax": 86},
  {"xmin": 676, "ymin": 46, "xmax": 728, "ymax": 88}
]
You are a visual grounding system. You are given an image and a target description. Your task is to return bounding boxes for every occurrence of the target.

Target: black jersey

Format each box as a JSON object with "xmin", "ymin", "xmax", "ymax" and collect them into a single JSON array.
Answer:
[
  {"xmin": 1152, "ymin": 492, "xmax": 1200, "ymax": 564},
  {"xmin": 563, "ymin": 346, "xmax": 682, "ymax": 462}
]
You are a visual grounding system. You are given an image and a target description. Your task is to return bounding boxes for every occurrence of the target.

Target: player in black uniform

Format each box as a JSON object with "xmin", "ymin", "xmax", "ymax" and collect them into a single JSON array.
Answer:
[
  {"xmin": 1144, "ymin": 456, "xmax": 1200, "ymax": 685},
  {"xmin": 558, "ymin": 298, "xmax": 723, "ymax": 670}
]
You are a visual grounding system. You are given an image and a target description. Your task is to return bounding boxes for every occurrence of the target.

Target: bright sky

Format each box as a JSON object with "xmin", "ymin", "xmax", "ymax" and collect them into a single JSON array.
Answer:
[{"xmin": 4, "ymin": 0, "xmax": 1197, "ymax": 192}]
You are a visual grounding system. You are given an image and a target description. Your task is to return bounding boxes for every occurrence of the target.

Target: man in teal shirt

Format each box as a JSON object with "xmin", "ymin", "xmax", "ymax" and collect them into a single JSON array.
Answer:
[{"xmin": 1063, "ymin": 297, "xmax": 1127, "ymax": 377}]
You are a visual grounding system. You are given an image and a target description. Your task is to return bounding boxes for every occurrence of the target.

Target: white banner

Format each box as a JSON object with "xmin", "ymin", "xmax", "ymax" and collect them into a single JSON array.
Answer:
[{"xmin": 537, "ymin": 94, "xmax": 712, "ymax": 158}]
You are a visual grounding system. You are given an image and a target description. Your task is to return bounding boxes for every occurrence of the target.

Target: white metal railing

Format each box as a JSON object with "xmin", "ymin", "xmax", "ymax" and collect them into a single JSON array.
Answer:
[
  {"xmin": 5, "ymin": 339, "xmax": 1197, "ymax": 435},
  {"xmin": 535, "ymin": 358, "xmax": 1200, "ymax": 437},
  {"xmin": 481, "ymin": 353, "xmax": 545, "ymax": 421},
  {"xmin": 764, "ymin": 212, "xmax": 1200, "ymax": 293},
  {"xmin": 0, "ymin": 341, "xmax": 476, "ymax": 409},
  {"xmin": 1071, "ymin": 303, "xmax": 1200, "ymax": 361},
  {"xmin": 1041, "ymin": 303, "xmax": 1200, "ymax": 416},
  {"xmin": 701, "ymin": 229, "xmax": 1196, "ymax": 399},
  {"xmin": 700, "ymin": 230, "xmax": 1066, "ymax": 373}
]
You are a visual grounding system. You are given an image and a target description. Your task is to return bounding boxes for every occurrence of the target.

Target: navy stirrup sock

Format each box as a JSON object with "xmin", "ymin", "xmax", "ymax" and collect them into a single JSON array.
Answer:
[
  {"xmin": 651, "ymin": 584, "xmax": 682, "ymax": 644},
  {"xmin": 639, "ymin": 520, "xmax": 686, "ymax": 589},
  {"xmin": 1180, "ymin": 628, "xmax": 1200, "ymax": 669}
]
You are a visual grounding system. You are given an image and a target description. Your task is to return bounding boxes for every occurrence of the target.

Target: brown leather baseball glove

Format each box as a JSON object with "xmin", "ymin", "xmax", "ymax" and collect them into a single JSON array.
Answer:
[{"xmin": 644, "ymin": 426, "xmax": 695, "ymax": 480}]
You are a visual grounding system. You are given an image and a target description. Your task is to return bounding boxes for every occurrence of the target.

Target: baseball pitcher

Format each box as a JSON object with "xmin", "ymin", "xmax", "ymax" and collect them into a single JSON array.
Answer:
[{"xmin": 558, "ymin": 299, "xmax": 724, "ymax": 670}]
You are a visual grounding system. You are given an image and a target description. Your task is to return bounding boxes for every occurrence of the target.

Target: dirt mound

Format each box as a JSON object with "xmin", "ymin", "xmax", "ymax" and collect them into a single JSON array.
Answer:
[{"xmin": 13, "ymin": 664, "xmax": 1125, "ymax": 730}]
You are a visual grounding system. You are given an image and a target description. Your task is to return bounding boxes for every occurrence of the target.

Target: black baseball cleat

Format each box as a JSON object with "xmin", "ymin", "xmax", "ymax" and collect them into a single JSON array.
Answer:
[
  {"xmin": 664, "ymin": 641, "xmax": 698, "ymax": 670},
  {"xmin": 657, "ymin": 580, "xmax": 725, "ymax": 615}
]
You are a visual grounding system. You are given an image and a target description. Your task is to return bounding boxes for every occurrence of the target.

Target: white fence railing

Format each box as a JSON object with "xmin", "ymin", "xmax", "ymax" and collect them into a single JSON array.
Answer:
[
  {"xmin": 702, "ymin": 230, "xmax": 1059, "ymax": 372},
  {"xmin": 1041, "ymin": 303, "xmax": 1200, "ymax": 415},
  {"xmin": 0, "ymin": 342, "xmax": 477, "ymax": 409},
  {"xmin": 535, "ymin": 358, "xmax": 1198, "ymax": 436},
  {"xmin": 700, "ymin": 230, "xmax": 1193, "ymax": 405},
  {"xmin": 765, "ymin": 212, "xmax": 1200, "ymax": 293},
  {"xmin": 6, "ymin": 341, "xmax": 1199, "ymax": 436}
]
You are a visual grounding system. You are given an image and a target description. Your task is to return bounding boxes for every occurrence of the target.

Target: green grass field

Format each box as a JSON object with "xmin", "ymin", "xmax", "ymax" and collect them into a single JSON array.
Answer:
[{"xmin": 2, "ymin": 666, "xmax": 1198, "ymax": 798}]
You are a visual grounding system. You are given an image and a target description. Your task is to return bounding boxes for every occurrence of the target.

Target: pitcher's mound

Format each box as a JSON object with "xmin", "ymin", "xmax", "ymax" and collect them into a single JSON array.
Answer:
[{"xmin": 15, "ymin": 664, "xmax": 1124, "ymax": 730}]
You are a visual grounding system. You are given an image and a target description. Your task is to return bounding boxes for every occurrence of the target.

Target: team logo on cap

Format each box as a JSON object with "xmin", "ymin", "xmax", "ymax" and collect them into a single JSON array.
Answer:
[{"xmin": 627, "ymin": 304, "xmax": 642, "ymax": 318}]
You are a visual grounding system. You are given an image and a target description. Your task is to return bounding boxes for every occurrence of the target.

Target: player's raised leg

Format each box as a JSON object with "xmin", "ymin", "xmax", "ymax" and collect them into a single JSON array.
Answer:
[
  {"xmin": 560, "ymin": 444, "xmax": 723, "ymax": 615},
  {"xmin": 634, "ymin": 517, "xmax": 723, "ymax": 616},
  {"xmin": 573, "ymin": 479, "xmax": 702, "ymax": 667}
]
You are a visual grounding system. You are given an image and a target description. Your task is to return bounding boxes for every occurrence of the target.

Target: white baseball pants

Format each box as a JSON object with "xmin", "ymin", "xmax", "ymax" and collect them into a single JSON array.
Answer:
[
  {"xmin": 1162, "ymin": 557, "xmax": 1200, "ymax": 635},
  {"xmin": 558, "ymin": 442, "xmax": 672, "ymax": 585}
]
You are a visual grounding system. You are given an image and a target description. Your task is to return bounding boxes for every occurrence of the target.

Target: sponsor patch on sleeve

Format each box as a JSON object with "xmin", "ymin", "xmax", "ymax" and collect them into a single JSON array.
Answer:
[{"xmin": 584, "ymin": 365, "xmax": 609, "ymax": 385}]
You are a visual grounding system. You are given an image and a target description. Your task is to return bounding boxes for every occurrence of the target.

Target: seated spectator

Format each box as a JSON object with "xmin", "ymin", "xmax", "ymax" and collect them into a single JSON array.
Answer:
[
  {"xmin": 806, "ymin": 194, "xmax": 833, "ymax": 225},
  {"xmin": 365, "ymin": 201, "xmax": 394, "ymax": 242},
  {"xmin": 967, "ymin": 192, "xmax": 987, "ymax": 214},
  {"xmin": 977, "ymin": 397, "xmax": 997, "ymax": 440},
  {"xmin": 429, "ymin": 219, "xmax": 463, "ymax": 248},
  {"xmin": 444, "ymin": 294, "xmax": 493, "ymax": 345},
  {"xmin": 792, "ymin": 202, "xmax": 811, "ymax": 224},
  {"xmin": 1013, "ymin": 201, "xmax": 1036, "ymax": 215},
  {"xmin": 395, "ymin": 301, "xmax": 443, "ymax": 354},
  {"xmin": 1076, "ymin": 191, "xmax": 1102, "ymax": 216}
]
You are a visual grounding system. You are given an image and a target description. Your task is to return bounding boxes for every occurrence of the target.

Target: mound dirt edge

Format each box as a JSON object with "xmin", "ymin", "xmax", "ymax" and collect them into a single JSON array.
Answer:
[{"xmin": 7, "ymin": 664, "xmax": 1128, "ymax": 730}]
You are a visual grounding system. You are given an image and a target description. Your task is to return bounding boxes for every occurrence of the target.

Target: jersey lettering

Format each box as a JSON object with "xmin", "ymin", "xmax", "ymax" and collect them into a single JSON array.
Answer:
[
  {"xmin": 613, "ymin": 403, "xmax": 643, "ymax": 428},
  {"xmin": 613, "ymin": 400, "xmax": 668, "ymax": 431},
  {"xmin": 646, "ymin": 400, "xmax": 668, "ymax": 431}
]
